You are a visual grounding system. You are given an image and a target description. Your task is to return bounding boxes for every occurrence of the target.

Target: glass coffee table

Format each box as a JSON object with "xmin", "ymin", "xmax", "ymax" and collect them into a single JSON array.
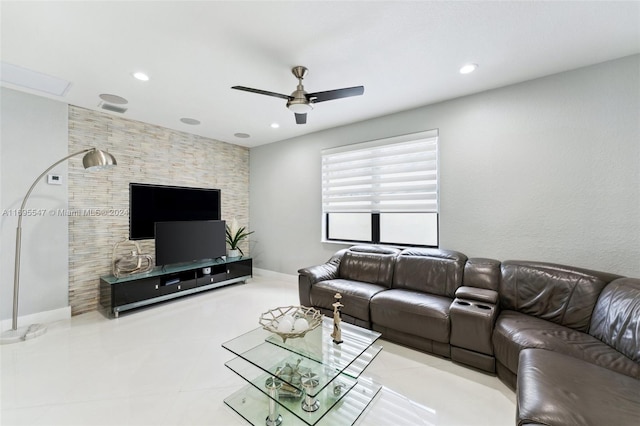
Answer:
[{"xmin": 222, "ymin": 317, "xmax": 383, "ymax": 426}]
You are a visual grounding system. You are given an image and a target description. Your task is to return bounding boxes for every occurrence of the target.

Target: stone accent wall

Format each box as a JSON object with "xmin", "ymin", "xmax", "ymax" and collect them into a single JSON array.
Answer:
[{"xmin": 68, "ymin": 106, "xmax": 249, "ymax": 315}]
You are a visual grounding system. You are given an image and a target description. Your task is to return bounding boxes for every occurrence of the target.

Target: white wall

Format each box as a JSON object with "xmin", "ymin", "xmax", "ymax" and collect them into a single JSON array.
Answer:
[
  {"xmin": 1, "ymin": 88, "xmax": 69, "ymax": 324},
  {"xmin": 249, "ymin": 55, "xmax": 640, "ymax": 277}
]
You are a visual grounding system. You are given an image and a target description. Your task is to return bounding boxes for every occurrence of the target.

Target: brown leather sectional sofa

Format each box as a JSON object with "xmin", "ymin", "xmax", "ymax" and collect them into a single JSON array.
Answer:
[{"xmin": 298, "ymin": 245, "xmax": 640, "ymax": 426}]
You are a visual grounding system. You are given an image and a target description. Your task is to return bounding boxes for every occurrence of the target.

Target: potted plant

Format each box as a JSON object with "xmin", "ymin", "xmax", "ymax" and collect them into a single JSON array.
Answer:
[{"xmin": 226, "ymin": 218, "xmax": 254, "ymax": 258}]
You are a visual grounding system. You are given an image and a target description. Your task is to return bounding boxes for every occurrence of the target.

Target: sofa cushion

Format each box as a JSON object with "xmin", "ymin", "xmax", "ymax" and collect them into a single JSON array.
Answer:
[
  {"xmin": 370, "ymin": 289, "xmax": 451, "ymax": 343},
  {"xmin": 590, "ymin": 278, "xmax": 640, "ymax": 363},
  {"xmin": 310, "ymin": 279, "xmax": 387, "ymax": 323},
  {"xmin": 493, "ymin": 310, "xmax": 640, "ymax": 379},
  {"xmin": 499, "ymin": 261, "xmax": 620, "ymax": 332},
  {"xmin": 517, "ymin": 348, "xmax": 640, "ymax": 426},
  {"xmin": 392, "ymin": 248, "xmax": 467, "ymax": 298},
  {"xmin": 337, "ymin": 246, "xmax": 400, "ymax": 287}
]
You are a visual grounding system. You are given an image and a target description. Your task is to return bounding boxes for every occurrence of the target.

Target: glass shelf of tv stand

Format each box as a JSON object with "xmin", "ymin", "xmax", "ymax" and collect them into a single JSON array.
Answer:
[
  {"xmin": 222, "ymin": 318, "xmax": 383, "ymax": 426},
  {"xmin": 101, "ymin": 256, "xmax": 250, "ymax": 284}
]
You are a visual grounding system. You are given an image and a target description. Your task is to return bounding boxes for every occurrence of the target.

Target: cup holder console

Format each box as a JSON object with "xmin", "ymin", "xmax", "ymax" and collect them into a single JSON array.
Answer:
[
  {"xmin": 455, "ymin": 300, "xmax": 490, "ymax": 310},
  {"xmin": 450, "ymin": 297, "xmax": 498, "ymax": 359}
]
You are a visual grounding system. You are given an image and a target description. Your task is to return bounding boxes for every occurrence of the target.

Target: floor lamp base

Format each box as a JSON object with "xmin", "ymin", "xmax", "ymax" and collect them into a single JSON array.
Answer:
[{"xmin": 0, "ymin": 323, "xmax": 47, "ymax": 345}]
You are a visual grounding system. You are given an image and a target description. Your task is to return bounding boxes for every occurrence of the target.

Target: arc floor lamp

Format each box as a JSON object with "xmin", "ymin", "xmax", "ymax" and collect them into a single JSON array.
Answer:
[{"xmin": 0, "ymin": 148, "xmax": 117, "ymax": 344}]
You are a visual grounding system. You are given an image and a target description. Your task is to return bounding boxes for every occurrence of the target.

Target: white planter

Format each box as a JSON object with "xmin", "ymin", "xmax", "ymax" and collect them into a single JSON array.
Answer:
[{"xmin": 228, "ymin": 249, "xmax": 241, "ymax": 258}]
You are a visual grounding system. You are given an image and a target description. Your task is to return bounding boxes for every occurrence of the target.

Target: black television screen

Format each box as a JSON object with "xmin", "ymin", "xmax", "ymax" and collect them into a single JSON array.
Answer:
[
  {"xmin": 130, "ymin": 183, "xmax": 221, "ymax": 240},
  {"xmin": 155, "ymin": 220, "xmax": 226, "ymax": 266}
]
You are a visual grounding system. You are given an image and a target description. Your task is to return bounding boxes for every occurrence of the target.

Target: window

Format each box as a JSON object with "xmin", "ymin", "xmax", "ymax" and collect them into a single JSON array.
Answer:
[{"xmin": 322, "ymin": 129, "xmax": 439, "ymax": 247}]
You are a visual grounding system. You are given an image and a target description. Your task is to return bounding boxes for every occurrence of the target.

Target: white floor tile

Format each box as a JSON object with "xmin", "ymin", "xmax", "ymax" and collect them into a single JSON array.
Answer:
[{"xmin": 0, "ymin": 276, "xmax": 515, "ymax": 425}]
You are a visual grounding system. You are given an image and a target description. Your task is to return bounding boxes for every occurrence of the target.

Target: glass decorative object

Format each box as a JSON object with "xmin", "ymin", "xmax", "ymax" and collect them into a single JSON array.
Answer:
[{"xmin": 111, "ymin": 239, "xmax": 153, "ymax": 277}]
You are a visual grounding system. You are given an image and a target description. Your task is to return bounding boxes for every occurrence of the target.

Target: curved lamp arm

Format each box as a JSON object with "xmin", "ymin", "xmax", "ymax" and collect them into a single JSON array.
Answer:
[
  {"xmin": 16, "ymin": 148, "xmax": 93, "ymax": 230},
  {"xmin": 9, "ymin": 148, "xmax": 116, "ymax": 333}
]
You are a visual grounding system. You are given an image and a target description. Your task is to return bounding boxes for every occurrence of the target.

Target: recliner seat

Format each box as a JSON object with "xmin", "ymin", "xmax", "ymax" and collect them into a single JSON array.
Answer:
[
  {"xmin": 369, "ymin": 248, "xmax": 467, "ymax": 357},
  {"xmin": 300, "ymin": 245, "xmax": 400, "ymax": 328},
  {"xmin": 493, "ymin": 260, "xmax": 622, "ymax": 388}
]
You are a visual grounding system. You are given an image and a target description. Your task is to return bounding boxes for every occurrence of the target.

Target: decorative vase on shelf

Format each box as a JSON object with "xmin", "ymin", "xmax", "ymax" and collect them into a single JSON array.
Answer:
[
  {"xmin": 111, "ymin": 239, "xmax": 153, "ymax": 277},
  {"xmin": 228, "ymin": 249, "xmax": 241, "ymax": 258}
]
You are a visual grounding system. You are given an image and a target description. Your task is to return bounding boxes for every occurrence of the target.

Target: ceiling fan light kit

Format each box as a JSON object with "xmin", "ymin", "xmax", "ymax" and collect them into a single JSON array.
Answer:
[{"xmin": 232, "ymin": 66, "xmax": 364, "ymax": 124}]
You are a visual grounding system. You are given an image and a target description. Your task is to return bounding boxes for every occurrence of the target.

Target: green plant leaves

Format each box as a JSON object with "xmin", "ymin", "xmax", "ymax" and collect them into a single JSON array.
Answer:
[{"xmin": 226, "ymin": 224, "xmax": 254, "ymax": 255}]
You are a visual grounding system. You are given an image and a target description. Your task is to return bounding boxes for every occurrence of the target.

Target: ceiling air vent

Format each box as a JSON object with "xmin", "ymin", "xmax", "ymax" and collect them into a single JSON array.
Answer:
[{"xmin": 98, "ymin": 101, "xmax": 128, "ymax": 114}]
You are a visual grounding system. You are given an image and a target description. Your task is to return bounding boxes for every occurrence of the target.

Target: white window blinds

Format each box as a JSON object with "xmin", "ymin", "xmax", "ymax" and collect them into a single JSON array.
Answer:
[{"xmin": 322, "ymin": 130, "xmax": 438, "ymax": 214}]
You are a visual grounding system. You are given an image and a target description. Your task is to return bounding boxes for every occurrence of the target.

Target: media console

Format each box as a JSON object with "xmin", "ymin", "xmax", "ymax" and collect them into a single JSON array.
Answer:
[{"xmin": 99, "ymin": 257, "xmax": 252, "ymax": 317}]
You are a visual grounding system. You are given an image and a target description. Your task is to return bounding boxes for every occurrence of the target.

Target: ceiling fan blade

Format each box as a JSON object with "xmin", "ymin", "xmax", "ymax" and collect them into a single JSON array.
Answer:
[
  {"xmin": 295, "ymin": 113, "xmax": 307, "ymax": 124},
  {"xmin": 307, "ymin": 86, "xmax": 364, "ymax": 103},
  {"xmin": 231, "ymin": 86, "xmax": 292, "ymax": 101}
]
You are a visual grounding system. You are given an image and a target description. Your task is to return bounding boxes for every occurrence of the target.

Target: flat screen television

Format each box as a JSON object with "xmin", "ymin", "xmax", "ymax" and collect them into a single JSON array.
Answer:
[
  {"xmin": 130, "ymin": 183, "xmax": 221, "ymax": 240},
  {"xmin": 155, "ymin": 220, "xmax": 226, "ymax": 266}
]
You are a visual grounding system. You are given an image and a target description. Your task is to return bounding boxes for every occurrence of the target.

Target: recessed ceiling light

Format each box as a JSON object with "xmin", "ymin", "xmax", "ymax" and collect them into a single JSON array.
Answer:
[
  {"xmin": 270, "ymin": 123, "xmax": 280, "ymax": 129},
  {"xmin": 180, "ymin": 117, "xmax": 200, "ymax": 125},
  {"xmin": 459, "ymin": 63, "xmax": 478, "ymax": 74},
  {"xmin": 234, "ymin": 133, "xmax": 250, "ymax": 139},
  {"xmin": 132, "ymin": 71, "xmax": 149, "ymax": 81}
]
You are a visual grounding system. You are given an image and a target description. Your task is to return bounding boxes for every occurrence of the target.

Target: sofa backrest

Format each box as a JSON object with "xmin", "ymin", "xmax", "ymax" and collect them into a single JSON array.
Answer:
[
  {"xmin": 463, "ymin": 258, "xmax": 501, "ymax": 291},
  {"xmin": 392, "ymin": 248, "xmax": 467, "ymax": 298},
  {"xmin": 338, "ymin": 245, "xmax": 400, "ymax": 287},
  {"xmin": 499, "ymin": 261, "xmax": 621, "ymax": 332},
  {"xmin": 589, "ymin": 278, "xmax": 640, "ymax": 363}
]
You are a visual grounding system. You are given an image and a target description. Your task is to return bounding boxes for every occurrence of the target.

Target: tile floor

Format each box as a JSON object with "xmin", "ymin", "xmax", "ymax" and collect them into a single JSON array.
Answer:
[{"xmin": 1, "ymin": 273, "xmax": 516, "ymax": 425}]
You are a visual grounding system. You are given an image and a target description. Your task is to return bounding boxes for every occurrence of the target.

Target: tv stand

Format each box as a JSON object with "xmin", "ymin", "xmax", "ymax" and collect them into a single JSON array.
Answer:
[{"xmin": 99, "ymin": 257, "xmax": 252, "ymax": 317}]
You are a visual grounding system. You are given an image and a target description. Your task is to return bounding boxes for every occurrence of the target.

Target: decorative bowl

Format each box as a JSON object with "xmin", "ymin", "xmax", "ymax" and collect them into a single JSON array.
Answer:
[{"xmin": 259, "ymin": 306, "xmax": 322, "ymax": 342}]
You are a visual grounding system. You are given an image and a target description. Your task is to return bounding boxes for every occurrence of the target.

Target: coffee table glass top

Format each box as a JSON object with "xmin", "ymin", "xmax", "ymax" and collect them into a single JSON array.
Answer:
[{"xmin": 223, "ymin": 317, "xmax": 380, "ymax": 357}]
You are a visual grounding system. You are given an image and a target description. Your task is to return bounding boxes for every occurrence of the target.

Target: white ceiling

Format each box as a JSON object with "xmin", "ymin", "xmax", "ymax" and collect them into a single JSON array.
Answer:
[{"xmin": 1, "ymin": 1, "xmax": 639, "ymax": 148}]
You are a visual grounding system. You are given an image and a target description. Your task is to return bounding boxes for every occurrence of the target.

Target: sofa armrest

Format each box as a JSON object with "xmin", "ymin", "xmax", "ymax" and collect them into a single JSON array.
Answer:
[
  {"xmin": 455, "ymin": 286, "xmax": 499, "ymax": 305},
  {"xmin": 298, "ymin": 261, "xmax": 340, "ymax": 284},
  {"xmin": 297, "ymin": 251, "xmax": 344, "ymax": 306}
]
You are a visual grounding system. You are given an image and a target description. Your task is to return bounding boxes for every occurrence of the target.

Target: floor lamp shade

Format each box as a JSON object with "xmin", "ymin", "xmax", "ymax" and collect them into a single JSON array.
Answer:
[
  {"xmin": 83, "ymin": 149, "xmax": 117, "ymax": 170},
  {"xmin": 0, "ymin": 148, "xmax": 117, "ymax": 345}
]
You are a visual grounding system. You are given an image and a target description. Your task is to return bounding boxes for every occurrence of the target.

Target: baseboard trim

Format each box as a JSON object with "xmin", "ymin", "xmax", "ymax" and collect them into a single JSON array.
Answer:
[
  {"xmin": 0, "ymin": 306, "xmax": 71, "ymax": 332},
  {"xmin": 253, "ymin": 268, "xmax": 297, "ymax": 283}
]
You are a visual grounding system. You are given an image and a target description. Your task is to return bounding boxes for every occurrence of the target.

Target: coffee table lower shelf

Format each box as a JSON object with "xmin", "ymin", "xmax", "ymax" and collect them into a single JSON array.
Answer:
[{"xmin": 225, "ymin": 378, "xmax": 381, "ymax": 426}]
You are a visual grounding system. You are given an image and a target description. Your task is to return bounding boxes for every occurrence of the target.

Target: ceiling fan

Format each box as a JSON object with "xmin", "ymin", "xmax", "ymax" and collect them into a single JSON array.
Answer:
[{"xmin": 231, "ymin": 66, "xmax": 364, "ymax": 124}]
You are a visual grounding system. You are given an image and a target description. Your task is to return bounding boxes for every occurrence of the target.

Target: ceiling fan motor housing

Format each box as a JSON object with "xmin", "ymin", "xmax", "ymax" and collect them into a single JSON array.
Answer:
[
  {"xmin": 287, "ymin": 66, "xmax": 312, "ymax": 112},
  {"xmin": 287, "ymin": 91, "xmax": 312, "ymax": 113}
]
